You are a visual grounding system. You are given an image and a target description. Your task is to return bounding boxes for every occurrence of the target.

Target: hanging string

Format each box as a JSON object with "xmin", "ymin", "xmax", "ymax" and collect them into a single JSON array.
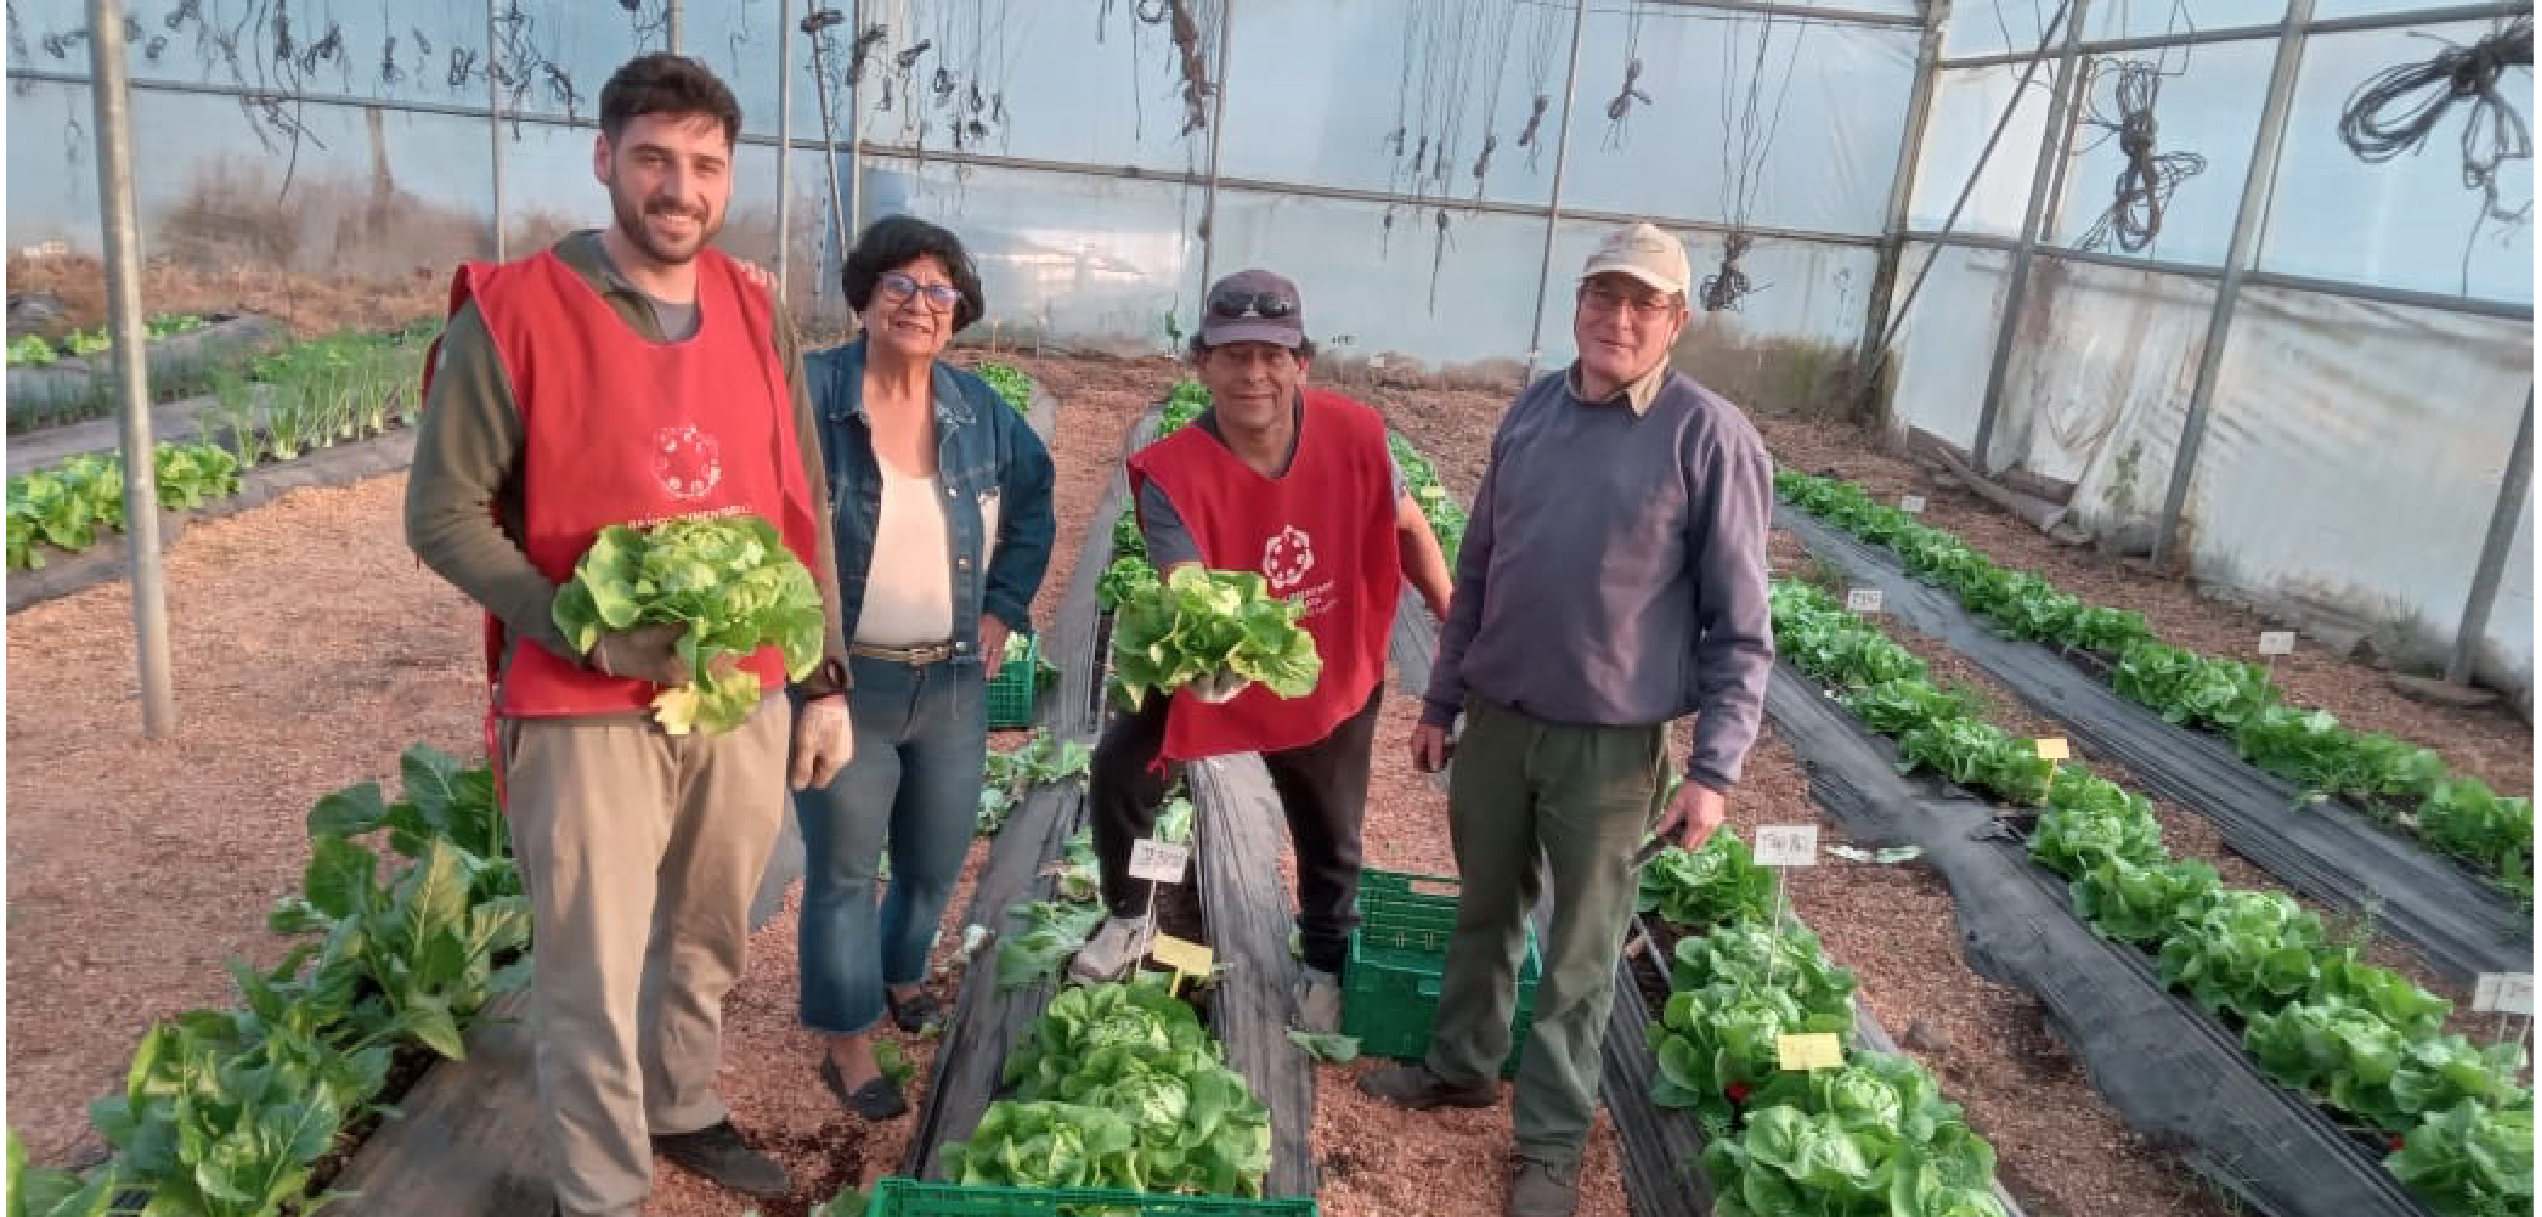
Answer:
[
  {"xmin": 2074, "ymin": 58, "xmax": 2207, "ymax": 253},
  {"xmin": 1601, "ymin": 0, "xmax": 1652, "ymax": 150},
  {"xmin": 2338, "ymin": 12, "xmax": 2532, "ymax": 225},
  {"xmin": 1704, "ymin": 10, "xmax": 1803, "ymax": 311}
]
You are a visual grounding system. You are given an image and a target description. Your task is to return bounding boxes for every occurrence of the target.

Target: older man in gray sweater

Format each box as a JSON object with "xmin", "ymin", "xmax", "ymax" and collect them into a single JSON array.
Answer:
[{"xmin": 1359, "ymin": 222, "xmax": 1776, "ymax": 1217}]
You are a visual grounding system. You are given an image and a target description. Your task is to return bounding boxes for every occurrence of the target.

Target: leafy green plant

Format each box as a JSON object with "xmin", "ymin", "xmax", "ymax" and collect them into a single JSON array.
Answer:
[
  {"xmin": 939, "ymin": 1100, "xmax": 1145, "ymax": 1191},
  {"xmin": 88, "ymin": 1002, "xmax": 391, "ymax": 1217},
  {"xmin": 6, "ymin": 1130, "xmax": 120, "ymax": 1217},
  {"xmin": 961, "ymin": 981, "xmax": 1274, "ymax": 1196},
  {"xmin": 1637, "ymin": 831, "xmax": 1778, "ymax": 929},
  {"xmin": 7, "ymin": 334, "xmax": 61, "ymax": 367},
  {"xmin": 975, "ymin": 362, "xmax": 1033, "ymax": 414},
  {"xmin": 2153, "ymin": 889, "xmax": 2326, "ymax": 1022},
  {"xmin": 2388, "ymin": 1099, "xmax": 2535, "ymax": 1217},
  {"xmin": 1669, "ymin": 921, "xmax": 1858, "ymax": 1020},
  {"xmin": 1097, "ymin": 554, "xmax": 1161, "ymax": 610},
  {"xmin": 2069, "ymin": 858, "xmax": 2219, "ymax": 944},
  {"xmin": 1701, "ymin": 1052, "xmax": 2010, "ymax": 1217},
  {"xmin": 1107, "ymin": 566, "xmax": 1322, "ymax": 708},
  {"xmin": 2028, "ymin": 774, "xmax": 2167, "ymax": 878},
  {"xmin": 273, "ymin": 836, "xmax": 532, "ymax": 1060},
  {"xmin": 995, "ymin": 899, "xmax": 1107, "ymax": 989},
  {"xmin": 2249, "ymin": 1000, "xmax": 2529, "ymax": 1133},
  {"xmin": 1649, "ymin": 981, "xmax": 1851, "ymax": 1134},
  {"xmin": 550, "ymin": 515, "xmax": 827, "ymax": 735}
]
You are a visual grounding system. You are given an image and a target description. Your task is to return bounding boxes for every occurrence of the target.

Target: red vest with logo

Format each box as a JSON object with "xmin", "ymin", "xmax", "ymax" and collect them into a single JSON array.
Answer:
[
  {"xmin": 1125, "ymin": 388, "xmax": 1401, "ymax": 760},
  {"xmin": 421, "ymin": 245, "xmax": 822, "ymax": 720}
]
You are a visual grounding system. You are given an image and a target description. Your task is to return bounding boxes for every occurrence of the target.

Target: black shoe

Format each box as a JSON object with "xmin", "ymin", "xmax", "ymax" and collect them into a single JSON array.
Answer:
[
  {"xmin": 651, "ymin": 1120, "xmax": 791, "ymax": 1198},
  {"xmin": 821, "ymin": 1053, "xmax": 909, "ymax": 1120},
  {"xmin": 885, "ymin": 987, "xmax": 944, "ymax": 1034}
]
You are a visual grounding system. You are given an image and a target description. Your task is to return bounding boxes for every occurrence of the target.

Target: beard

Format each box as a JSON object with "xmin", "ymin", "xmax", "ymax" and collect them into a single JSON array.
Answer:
[{"xmin": 609, "ymin": 184, "xmax": 720, "ymax": 267}]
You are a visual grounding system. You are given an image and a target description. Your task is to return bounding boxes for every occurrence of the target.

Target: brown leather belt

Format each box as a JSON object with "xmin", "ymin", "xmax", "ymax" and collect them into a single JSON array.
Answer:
[{"xmin": 850, "ymin": 640, "xmax": 959, "ymax": 665}]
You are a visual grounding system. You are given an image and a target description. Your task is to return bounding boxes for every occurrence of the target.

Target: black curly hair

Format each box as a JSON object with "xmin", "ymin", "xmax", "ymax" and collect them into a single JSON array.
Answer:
[{"xmin": 841, "ymin": 214, "xmax": 987, "ymax": 333}]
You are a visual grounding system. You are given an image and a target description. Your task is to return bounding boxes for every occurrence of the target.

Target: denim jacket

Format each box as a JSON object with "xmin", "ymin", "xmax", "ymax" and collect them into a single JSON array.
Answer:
[{"xmin": 803, "ymin": 337, "xmax": 1057, "ymax": 668}]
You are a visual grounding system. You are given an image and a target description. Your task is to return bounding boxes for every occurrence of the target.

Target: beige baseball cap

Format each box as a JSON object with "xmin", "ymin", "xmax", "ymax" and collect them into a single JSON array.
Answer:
[{"xmin": 1581, "ymin": 221, "xmax": 1690, "ymax": 296}]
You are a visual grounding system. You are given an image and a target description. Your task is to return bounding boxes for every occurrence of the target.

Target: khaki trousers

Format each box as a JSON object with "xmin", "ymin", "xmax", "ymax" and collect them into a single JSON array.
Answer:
[{"xmin": 500, "ymin": 696, "xmax": 789, "ymax": 1217}]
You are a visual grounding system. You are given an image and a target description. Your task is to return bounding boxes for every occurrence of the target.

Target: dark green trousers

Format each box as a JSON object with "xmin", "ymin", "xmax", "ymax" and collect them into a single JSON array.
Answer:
[{"xmin": 1423, "ymin": 697, "xmax": 1669, "ymax": 1166}]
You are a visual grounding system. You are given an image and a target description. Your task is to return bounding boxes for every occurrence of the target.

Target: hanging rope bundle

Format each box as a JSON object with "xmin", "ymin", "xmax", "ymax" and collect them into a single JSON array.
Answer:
[
  {"xmin": 2337, "ymin": 13, "xmax": 2533, "ymax": 223},
  {"xmin": 1698, "ymin": 231, "xmax": 1758, "ymax": 312},
  {"xmin": 2077, "ymin": 59, "xmax": 2207, "ymax": 253},
  {"xmin": 1133, "ymin": 0, "xmax": 1213, "ymax": 135}
]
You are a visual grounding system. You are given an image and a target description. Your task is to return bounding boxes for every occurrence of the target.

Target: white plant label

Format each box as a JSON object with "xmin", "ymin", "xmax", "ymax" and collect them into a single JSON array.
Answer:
[
  {"xmin": 1129, "ymin": 838, "xmax": 1191, "ymax": 884},
  {"xmin": 1900, "ymin": 494, "xmax": 1928, "ymax": 515},
  {"xmin": 1846, "ymin": 588, "xmax": 1884, "ymax": 614},
  {"xmin": 2473, "ymin": 972, "xmax": 2534, "ymax": 1015},
  {"xmin": 1754, "ymin": 824, "xmax": 1819, "ymax": 867},
  {"xmin": 2258, "ymin": 631, "xmax": 2295, "ymax": 656}
]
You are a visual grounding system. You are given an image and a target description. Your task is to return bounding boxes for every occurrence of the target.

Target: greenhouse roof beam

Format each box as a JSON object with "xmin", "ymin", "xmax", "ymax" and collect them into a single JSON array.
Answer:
[{"xmin": 1938, "ymin": 0, "xmax": 2530, "ymax": 68}]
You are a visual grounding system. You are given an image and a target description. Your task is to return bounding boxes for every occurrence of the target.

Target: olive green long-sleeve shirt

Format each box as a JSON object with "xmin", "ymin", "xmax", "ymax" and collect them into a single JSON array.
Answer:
[{"xmin": 403, "ymin": 231, "xmax": 850, "ymax": 695}]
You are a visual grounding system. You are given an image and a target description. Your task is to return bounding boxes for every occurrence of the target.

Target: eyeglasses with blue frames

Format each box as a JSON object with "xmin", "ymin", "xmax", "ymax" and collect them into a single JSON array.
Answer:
[{"xmin": 877, "ymin": 271, "xmax": 962, "ymax": 313}]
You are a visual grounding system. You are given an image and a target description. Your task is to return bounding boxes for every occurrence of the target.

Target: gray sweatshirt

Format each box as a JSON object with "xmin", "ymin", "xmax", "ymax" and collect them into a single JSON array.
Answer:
[{"xmin": 1420, "ymin": 365, "xmax": 1776, "ymax": 793}]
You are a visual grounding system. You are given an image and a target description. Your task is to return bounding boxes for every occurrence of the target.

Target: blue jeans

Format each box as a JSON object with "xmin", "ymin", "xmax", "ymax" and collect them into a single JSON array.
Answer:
[{"xmin": 793, "ymin": 654, "xmax": 987, "ymax": 1036}]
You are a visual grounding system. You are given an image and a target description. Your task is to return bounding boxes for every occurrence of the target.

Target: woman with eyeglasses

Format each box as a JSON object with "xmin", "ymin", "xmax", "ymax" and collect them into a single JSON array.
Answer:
[{"xmin": 792, "ymin": 214, "xmax": 1056, "ymax": 1120}]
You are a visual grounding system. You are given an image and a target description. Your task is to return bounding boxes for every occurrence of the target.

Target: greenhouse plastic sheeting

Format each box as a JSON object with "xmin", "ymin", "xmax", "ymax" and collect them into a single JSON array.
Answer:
[
  {"xmin": 1909, "ymin": 62, "xmax": 2067, "ymax": 240},
  {"xmin": 1550, "ymin": 8, "xmax": 1915, "ymax": 237},
  {"xmin": 848, "ymin": 0, "xmax": 1222, "ymax": 175},
  {"xmin": 2184, "ymin": 285, "xmax": 2533, "ymax": 689},
  {"xmin": 2263, "ymin": 21, "xmax": 2533, "ymax": 307},
  {"xmin": 1541, "ymin": 218, "xmax": 1878, "ymax": 414},
  {"xmin": 1980, "ymin": 258, "xmax": 2218, "ymax": 494},
  {"xmin": 1220, "ymin": 0, "xmax": 1563, "ymax": 209},
  {"xmin": 1208, "ymin": 187, "xmax": 1547, "ymax": 370},
  {"xmin": 2041, "ymin": 40, "xmax": 2273, "ymax": 267},
  {"xmin": 1878, "ymin": 241, "xmax": 2013, "ymax": 450}
]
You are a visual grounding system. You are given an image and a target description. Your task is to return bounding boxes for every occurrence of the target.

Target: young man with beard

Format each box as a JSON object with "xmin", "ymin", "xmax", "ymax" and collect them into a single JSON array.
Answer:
[
  {"xmin": 1067, "ymin": 270, "xmax": 1455, "ymax": 1032},
  {"xmin": 404, "ymin": 54, "xmax": 855, "ymax": 1217},
  {"xmin": 1358, "ymin": 223, "xmax": 1776, "ymax": 1217}
]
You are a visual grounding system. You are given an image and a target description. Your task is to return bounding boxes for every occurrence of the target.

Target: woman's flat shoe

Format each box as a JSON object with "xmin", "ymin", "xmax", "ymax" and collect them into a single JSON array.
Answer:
[
  {"xmin": 819, "ymin": 1055, "xmax": 908, "ymax": 1120},
  {"xmin": 885, "ymin": 988, "xmax": 944, "ymax": 1034}
]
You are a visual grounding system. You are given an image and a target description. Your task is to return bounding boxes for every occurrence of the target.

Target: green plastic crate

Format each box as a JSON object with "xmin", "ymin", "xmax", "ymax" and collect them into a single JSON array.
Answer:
[
  {"xmin": 1343, "ymin": 870, "xmax": 1539, "ymax": 1076},
  {"xmin": 987, "ymin": 632, "xmax": 1042, "ymax": 729},
  {"xmin": 867, "ymin": 1178, "xmax": 1317, "ymax": 1215}
]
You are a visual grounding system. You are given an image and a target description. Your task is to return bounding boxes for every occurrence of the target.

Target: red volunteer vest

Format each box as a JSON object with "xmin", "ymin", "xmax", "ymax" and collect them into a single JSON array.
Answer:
[
  {"xmin": 420, "ymin": 245, "xmax": 822, "ymax": 721},
  {"xmin": 1125, "ymin": 388, "xmax": 1401, "ymax": 760}
]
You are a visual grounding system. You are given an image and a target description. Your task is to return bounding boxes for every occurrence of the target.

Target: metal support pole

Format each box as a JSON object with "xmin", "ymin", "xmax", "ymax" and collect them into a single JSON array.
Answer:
[
  {"xmin": 86, "ymin": 0, "xmax": 177, "ymax": 738},
  {"xmin": 777, "ymin": 0, "xmax": 794, "ymax": 303},
  {"xmin": 807, "ymin": 7, "xmax": 848, "ymax": 301},
  {"xmin": 2449, "ymin": 387, "xmax": 2533, "ymax": 685},
  {"xmin": 488, "ymin": 0, "xmax": 506, "ymax": 261},
  {"xmin": 666, "ymin": 0, "xmax": 683, "ymax": 54},
  {"xmin": 1852, "ymin": 0, "xmax": 1951, "ymax": 420},
  {"xmin": 1522, "ymin": 0, "xmax": 1591, "ymax": 382},
  {"xmin": 847, "ymin": 0, "xmax": 866, "ymax": 241},
  {"xmin": 1194, "ymin": 0, "xmax": 1234, "ymax": 297},
  {"xmin": 1967, "ymin": 0, "xmax": 2087, "ymax": 474},
  {"xmin": 2152, "ymin": 0, "xmax": 2314, "ymax": 565}
]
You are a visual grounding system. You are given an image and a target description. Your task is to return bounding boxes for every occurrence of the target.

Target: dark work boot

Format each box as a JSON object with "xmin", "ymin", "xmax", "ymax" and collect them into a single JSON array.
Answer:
[{"xmin": 652, "ymin": 1119, "xmax": 791, "ymax": 1198}]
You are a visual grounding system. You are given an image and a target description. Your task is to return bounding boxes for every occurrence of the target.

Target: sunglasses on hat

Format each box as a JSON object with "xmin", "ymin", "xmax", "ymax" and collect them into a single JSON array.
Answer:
[{"xmin": 1208, "ymin": 288, "xmax": 1297, "ymax": 321}]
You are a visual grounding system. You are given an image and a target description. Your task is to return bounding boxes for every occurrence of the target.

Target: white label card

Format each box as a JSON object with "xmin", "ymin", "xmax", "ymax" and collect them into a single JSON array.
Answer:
[
  {"xmin": 2474, "ymin": 972, "xmax": 2534, "ymax": 1015},
  {"xmin": 2258, "ymin": 631, "xmax": 2296, "ymax": 656},
  {"xmin": 1900, "ymin": 495, "xmax": 1928, "ymax": 515},
  {"xmin": 1754, "ymin": 824, "xmax": 1819, "ymax": 867},
  {"xmin": 1846, "ymin": 588, "xmax": 1884, "ymax": 614},
  {"xmin": 1128, "ymin": 838, "xmax": 1190, "ymax": 884}
]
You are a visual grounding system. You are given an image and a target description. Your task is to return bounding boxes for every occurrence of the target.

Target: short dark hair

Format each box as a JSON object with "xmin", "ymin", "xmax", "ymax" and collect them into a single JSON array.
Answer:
[
  {"xmin": 843, "ymin": 215, "xmax": 987, "ymax": 332},
  {"xmin": 1189, "ymin": 334, "xmax": 1317, "ymax": 363},
  {"xmin": 599, "ymin": 53, "xmax": 742, "ymax": 147}
]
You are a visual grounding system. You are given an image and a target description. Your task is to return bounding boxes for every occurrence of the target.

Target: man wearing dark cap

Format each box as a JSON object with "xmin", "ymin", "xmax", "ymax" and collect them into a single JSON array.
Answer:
[
  {"xmin": 1357, "ymin": 222, "xmax": 1776, "ymax": 1217},
  {"xmin": 1068, "ymin": 269, "xmax": 1455, "ymax": 1033}
]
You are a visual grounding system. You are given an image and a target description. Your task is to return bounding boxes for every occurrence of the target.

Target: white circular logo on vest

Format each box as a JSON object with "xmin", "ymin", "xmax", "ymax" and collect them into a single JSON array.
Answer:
[
  {"xmin": 1263, "ymin": 524, "xmax": 1316, "ymax": 592},
  {"xmin": 653, "ymin": 426, "xmax": 724, "ymax": 501}
]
